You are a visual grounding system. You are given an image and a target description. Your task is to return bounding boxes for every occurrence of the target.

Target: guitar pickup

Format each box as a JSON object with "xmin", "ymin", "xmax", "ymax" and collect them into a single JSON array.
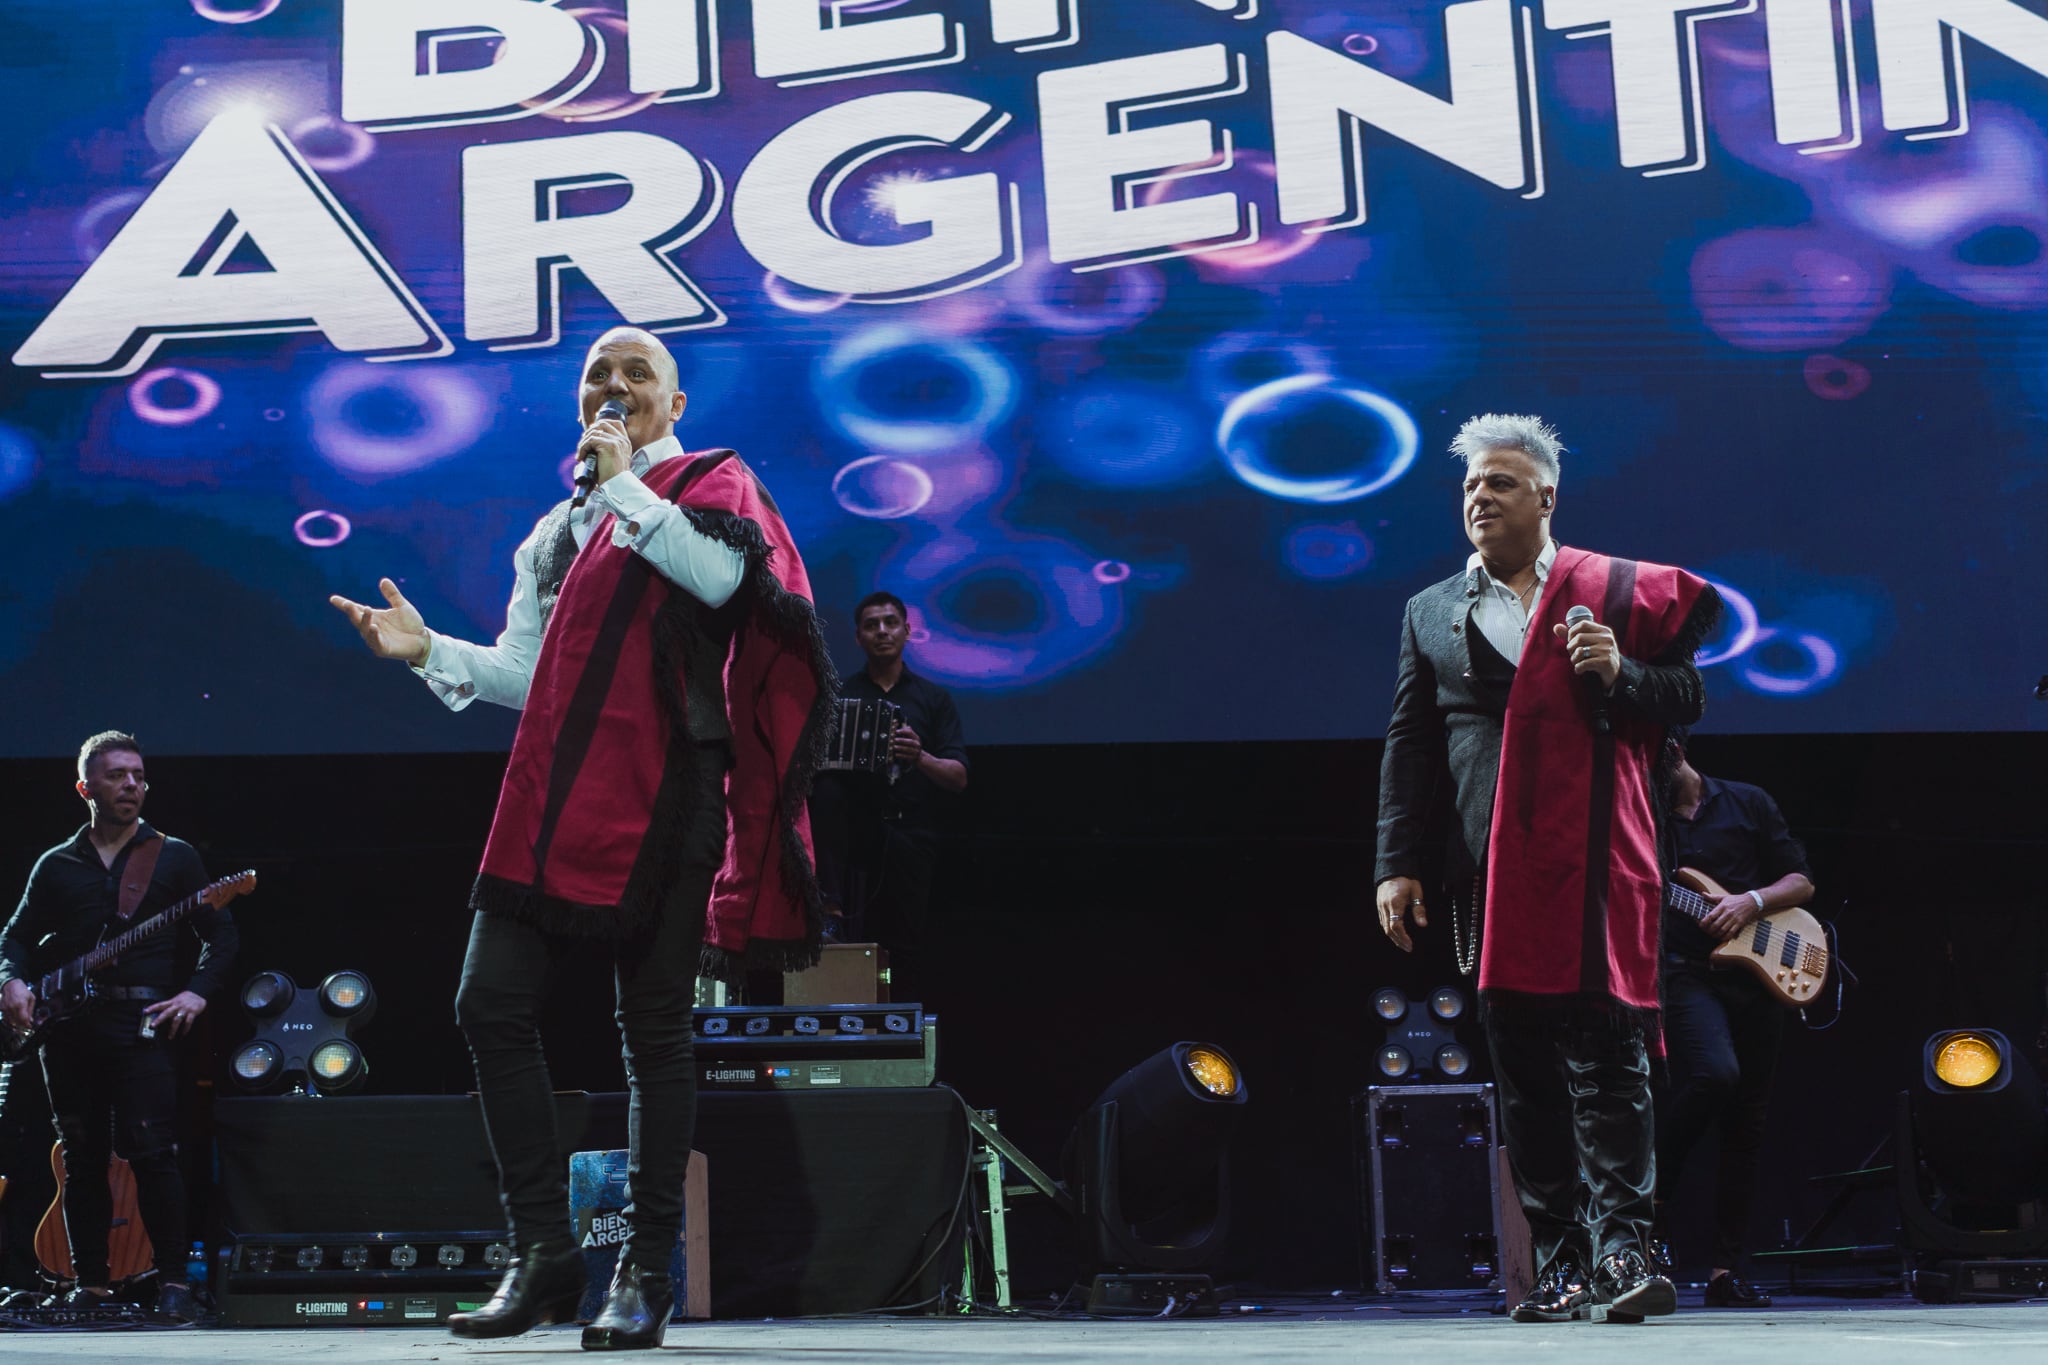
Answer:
[
  {"xmin": 1778, "ymin": 931, "xmax": 1801, "ymax": 970},
  {"xmin": 1750, "ymin": 921, "xmax": 1770, "ymax": 954}
]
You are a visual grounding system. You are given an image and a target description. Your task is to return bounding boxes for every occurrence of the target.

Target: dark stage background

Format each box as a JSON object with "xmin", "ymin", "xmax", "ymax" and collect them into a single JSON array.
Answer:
[{"xmin": 3, "ymin": 730, "xmax": 2041, "ymax": 1292}]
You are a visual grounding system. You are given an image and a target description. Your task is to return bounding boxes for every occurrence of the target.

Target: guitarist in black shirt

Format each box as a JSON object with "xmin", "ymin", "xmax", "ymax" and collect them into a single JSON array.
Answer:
[
  {"xmin": 1655, "ymin": 734, "xmax": 1814, "ymax": 1309},
  {"xmin": 0, "ymin": 732, "xmax": 238, "ymax": 1320}
]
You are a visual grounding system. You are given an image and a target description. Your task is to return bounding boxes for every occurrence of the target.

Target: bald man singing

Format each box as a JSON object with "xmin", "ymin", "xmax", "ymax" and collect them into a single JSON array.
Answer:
[{"xmin": 332, "ymin": 328, "xmax": 834, "ymax": 1350}]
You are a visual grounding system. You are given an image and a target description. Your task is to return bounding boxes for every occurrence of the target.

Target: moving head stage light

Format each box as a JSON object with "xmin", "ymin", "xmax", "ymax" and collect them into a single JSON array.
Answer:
[
  {"xmin": 230, "ymin": 969, "xmax": 377, "ymax": 1096},
  {"xmin": 1063, "ymin": 1042, "xmax": 1248, "ymax": 1317},
  {"xmin": 1898, "ymin": 1026, "xmax": 2048, "ymax": 1301}
]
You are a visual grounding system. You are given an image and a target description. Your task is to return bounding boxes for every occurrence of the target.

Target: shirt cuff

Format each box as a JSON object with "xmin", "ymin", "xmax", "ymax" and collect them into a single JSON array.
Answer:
[
  {"xmin": 595, "ymin": 468, "xmax": 663, "ymax": 536},
  {"xmin": 412, "ymin": 631, "xmax": 478, "ymax": 701}
]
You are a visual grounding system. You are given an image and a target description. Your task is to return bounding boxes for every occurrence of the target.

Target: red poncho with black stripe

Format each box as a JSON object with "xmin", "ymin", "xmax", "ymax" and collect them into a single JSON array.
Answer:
[
  {"xmin": 472, "ymin": 450, "xmax": 834, "ymax": 979},
  {"xmin": 1479, "ymin": 546, "xmax": 1712, "ymax": 1016}
]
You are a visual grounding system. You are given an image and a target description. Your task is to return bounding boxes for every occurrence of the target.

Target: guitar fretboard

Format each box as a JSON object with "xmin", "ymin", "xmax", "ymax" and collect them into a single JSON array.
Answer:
[
  {"xmin": 59, "ymin": 872, "xmax": 250, "ymax": 982},
  {"xmin": 1665, "ymin": 882, "xmax": 1714, "ymax": 923}
]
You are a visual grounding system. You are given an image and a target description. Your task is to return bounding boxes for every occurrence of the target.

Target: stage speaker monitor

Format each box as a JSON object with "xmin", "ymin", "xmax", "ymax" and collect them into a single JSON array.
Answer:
[
  {"xmin": 218, "ymin": 1153, "xmax": 707, "ymax": 1327},
  {"xmin": 783, "ymin": 943, "xmax": 889, "ymax": 1005},
  {"xmin": 1355, "ymin": 1083, "xmax": 1531, "ymax": 1301}
]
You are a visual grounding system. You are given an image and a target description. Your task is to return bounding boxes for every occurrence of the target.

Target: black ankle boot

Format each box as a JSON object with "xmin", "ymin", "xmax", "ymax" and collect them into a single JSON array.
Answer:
[
  {"xmin": 446, "ymin": 1240, "xmax": 585, "ymax": 1339},
  {"xmin": 1704, "ymin": 1271, "xmax": 1772, "ymax": 1307},
  {"xmin": 581, "ymin": 1259, "xmax": 674, "ymax": 1351}
]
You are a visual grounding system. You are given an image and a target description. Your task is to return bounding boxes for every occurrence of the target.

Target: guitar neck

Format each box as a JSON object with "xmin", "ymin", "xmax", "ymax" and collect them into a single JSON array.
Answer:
[
  {"xmin": 1665, "ymin": 881, "xmax": 1714, "ymax": 924},
  {"xmin": 74, "ymin": 890, "xmax": 202, "ymax": 977}
]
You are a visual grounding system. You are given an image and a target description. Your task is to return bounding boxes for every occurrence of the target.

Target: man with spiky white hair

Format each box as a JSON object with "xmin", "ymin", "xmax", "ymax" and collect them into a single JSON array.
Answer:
[{"xmin": 1373, "ymin": 413, "xmax": 1721, "ymax": 1324}]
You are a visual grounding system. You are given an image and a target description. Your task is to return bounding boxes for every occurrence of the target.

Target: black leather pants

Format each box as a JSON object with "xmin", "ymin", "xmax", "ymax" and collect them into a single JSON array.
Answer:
[{"xmin": 1485, "ymin": 1004, "xmax": 1657, "ymax": 1272}]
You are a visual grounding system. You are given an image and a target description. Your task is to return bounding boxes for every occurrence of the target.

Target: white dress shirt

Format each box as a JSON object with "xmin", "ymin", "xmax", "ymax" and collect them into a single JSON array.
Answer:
[
  {"xmin": 1465, "ymin": 538, "xmax": 1557, "ymax": 666},
  {"xmin": 414, "ymin": 435, "xmax": 746, "ymax": 712}
]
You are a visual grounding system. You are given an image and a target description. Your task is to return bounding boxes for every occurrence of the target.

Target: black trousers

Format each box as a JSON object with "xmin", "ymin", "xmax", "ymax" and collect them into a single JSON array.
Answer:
[
  {"xmin": 39, "ymin": 1017, "xmax": 188, "ymax": 1287},
  {"xmin": 810, "ymin": 777, "xmax": 936, "ymax": 971},
  {"xmin": 1656, "ymin": 960, "xmax": 1783, "ymax": 1269},
  {"xmin": 454, "ymin": 834, "xmax": 715, "ymax": 1266},
  {"xmin": 1485, "ymin": 1005, "xmax": 1657, "ymax": 1274}
]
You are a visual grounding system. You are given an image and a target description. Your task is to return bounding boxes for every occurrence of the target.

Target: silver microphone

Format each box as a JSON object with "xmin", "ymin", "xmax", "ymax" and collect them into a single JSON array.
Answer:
[{"xmin": 1564, "ymin": 604, "xmax": 1610, "ymax": 736}]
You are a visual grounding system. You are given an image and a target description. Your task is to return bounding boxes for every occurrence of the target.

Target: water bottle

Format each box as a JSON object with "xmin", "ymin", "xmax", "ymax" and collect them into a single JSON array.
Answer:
[{"xmin": 186, "ymin": 1240, "xmax": 209, "ymax": 1289}]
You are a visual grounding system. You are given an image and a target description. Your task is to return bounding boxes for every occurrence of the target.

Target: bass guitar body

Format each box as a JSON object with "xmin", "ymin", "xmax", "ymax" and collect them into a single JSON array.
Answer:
[
  {"xmin": 1672, "ymin": 867, "xmax": 1829, "ymax": 1008},
  {"xmin": 34, "ymin": 1141, "xmax": 152, "ymax": 1284}
]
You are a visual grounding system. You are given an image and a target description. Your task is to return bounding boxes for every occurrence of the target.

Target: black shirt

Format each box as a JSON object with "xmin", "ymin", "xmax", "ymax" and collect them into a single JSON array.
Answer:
[
  {"xmin": 830, "ymin": 666, "xmax": 968, "ymax": 843},
  {"xmin": 0, "ymin": 823, "xmax": 238, "ymax": 1004},
  {"xmin": 1665, "ymin": 776, "xmax": 1810, "ymax": 960}
]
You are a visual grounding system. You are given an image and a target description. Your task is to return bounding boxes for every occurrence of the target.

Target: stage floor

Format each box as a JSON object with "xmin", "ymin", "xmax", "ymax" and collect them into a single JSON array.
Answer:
[{"xmin": 4, "ymin": 1297, "xmax": 2048, "ymax": 1364}]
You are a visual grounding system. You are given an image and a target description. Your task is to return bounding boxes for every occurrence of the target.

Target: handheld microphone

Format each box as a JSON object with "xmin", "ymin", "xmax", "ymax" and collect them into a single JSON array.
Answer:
[
  {"xmin": 571, "ymin": 399, "xmax": 630, "ymax": 510},
  {"xmin": 1564, "ymin": 604, "xmax": 1611, "ymax": 736}
]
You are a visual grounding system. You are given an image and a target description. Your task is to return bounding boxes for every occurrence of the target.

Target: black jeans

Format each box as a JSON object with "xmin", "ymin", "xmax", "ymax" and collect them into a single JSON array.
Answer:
[
  {"xmin": 454, "ymin": 841, "xmax": 714, "ymax": 1266},
  {"xmin": 0, "ymin": 1058, "xmax": 56, "ymax": 1289},
  {"xmin": 39, "ymin": 1017, "xmax": 187, "ymax": 1287},
  {"xmin": 1485, "ymin": 1004, "xmax": 1657, "ymax": 1275},
  {"xmin": 1656, "ymin": 960, "xmax": 1783, "ymax": 1269}
]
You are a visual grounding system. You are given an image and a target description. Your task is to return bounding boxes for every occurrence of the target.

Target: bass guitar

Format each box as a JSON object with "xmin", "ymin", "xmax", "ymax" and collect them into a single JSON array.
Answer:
[
  {"xmin": 0, "ymin": 870, "xmax": 256, "ymax": 1063},
  {"xmin": 1668, "ymin": 867, "xmax": 1827, "ymax": 1008}
]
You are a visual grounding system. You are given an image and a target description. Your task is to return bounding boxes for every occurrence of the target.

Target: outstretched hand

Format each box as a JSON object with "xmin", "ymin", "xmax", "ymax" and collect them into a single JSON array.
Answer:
[{"xmin": 330, "ymin": 578, "xmax": 431, "ymax": 666}]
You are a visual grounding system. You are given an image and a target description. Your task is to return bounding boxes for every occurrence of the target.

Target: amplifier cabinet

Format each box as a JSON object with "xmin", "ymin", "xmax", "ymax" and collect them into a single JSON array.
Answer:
[{"xmin": 1356, "ymin": 1083, "xmax": 1526, "ymax": 1296}]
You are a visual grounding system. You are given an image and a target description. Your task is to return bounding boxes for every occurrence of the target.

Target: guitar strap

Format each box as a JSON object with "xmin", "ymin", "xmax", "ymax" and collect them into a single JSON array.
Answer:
[{"xmin": 115, "ymin": 835, "xmax": 164, "ymax": 923}]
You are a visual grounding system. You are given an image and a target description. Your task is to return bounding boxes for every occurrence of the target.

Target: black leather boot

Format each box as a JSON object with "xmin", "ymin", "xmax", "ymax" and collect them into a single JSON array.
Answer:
[
  {"xmin": 1589, "ymin": 1247, "xmax": 1677, "ymax": 1323},
  {"xmin": 581, "ymin": 1258, "xmax": 674, "ymax": 1351},
  {"xmin": 446, "ymin": 1240, "xmax": 585, "ymax": 1339},
  {"xmin": 1510, "ymin": 1256, "xmax": 1590, "ymax": 1322}
]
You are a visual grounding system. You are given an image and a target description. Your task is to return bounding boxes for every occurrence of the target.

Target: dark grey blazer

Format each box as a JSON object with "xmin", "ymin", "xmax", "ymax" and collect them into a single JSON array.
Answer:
[{"xmin": 1373, "ymin": 554, "xmax": 1719, "ymax": 889}]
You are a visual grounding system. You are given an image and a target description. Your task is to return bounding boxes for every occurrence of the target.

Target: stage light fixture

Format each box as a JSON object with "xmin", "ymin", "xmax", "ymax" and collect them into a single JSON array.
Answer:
[
  {"xmin": 1184, "ymin": 1046, "xmax": 1240, "ymax": 1097},
  {"xmin": 296, "ymin": 1246, "xmax": 324, "ymax": 1270},
  {"xmin": 310, "ymin": 1039, "xmax": 366, "ymax": 1091},
  {"xmin": 232, "ymin": 1040, "xmax": 280, "ymax": 1084},
  {"xmin": 484, "ymin": 1243, "xmax": 512, "ymax": 1269},
  {"xmin": 1896, "ymin": 1025, "xmax": 2048, "ymax": 1299},
  {"xmin": 1063, "ymin": 1042, "xmax": 1250, "ymax": 1316},
  {"xmin": 230, "ymin": 969, "xmax": 376, "ymax": 1095},
  {"xmin": 319, "ymin": 970, "xmax": 376, "ymax": 1021},
  {"xmin": 241, "ymin": 970, "xmax": 294, "ymax": 1016},
  {"xmin": 1911, "ymin": 1028, "xmax": 2047, "ymax": 1209},
  {"xmin": 1372, "ymin": 984, "xmax": 1477, "ymax": 1084},
  {"xmin": 388, "ymin": 1245, "xmax": 417, "ymax": 1269},
  {"xmin": 437, "ymin": 1245, "xmax": 466, "ymax": 1268},
  {"xmin": 1931, "ymin": 1032, "xmax": 2003, "ymax": 1089},
  {"xmin": 340, "ymin": 1246, "xmax": 369, "ymax": 1270}
]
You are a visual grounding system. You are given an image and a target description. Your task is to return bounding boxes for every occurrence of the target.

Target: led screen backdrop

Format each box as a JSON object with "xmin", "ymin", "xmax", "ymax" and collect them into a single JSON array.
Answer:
[{"xmin": 2, "ymin": 0, "xmax": 2043, "ymax": 755}]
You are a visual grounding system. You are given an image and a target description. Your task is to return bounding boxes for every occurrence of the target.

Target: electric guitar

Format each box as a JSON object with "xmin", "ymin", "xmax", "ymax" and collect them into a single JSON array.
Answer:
[
  {"xmin": 1667, "ymin": 867, "xmax": 1827, "ymax": 1008},
  {"xmin": 0, "ymin": 871, "xmax": 256, "ymax": 1063}
]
